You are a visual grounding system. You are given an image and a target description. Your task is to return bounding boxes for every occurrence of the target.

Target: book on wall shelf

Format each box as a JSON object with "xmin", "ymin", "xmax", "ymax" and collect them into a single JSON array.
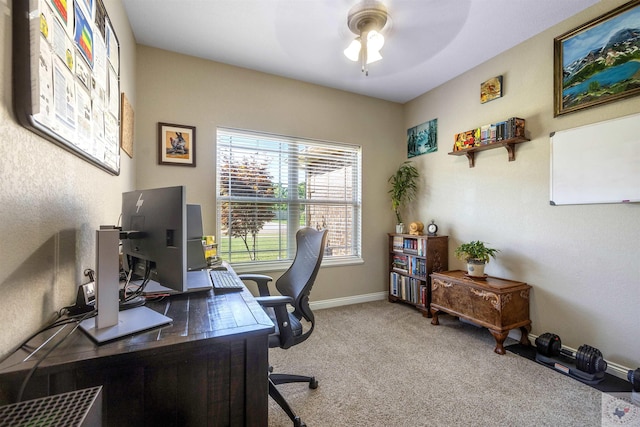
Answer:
[
  {"xmin": 453, "ymin": 117, "xmax": 526, "ymax": 150},
  {"xmin": 449, "ymin": 117, "xmax": 529, "ymax": 167},
  {"xmin": 387, "ymin": 233, "xmax": 448, "ymax": 317}
]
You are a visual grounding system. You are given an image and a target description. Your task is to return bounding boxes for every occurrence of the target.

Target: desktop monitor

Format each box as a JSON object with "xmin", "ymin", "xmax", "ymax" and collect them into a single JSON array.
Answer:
[
  {"xmin": 121, "ymin": 185, "xmax": 188, "ymax": 293},
  {"xmin": 186, "ymin": 204, "xmax": 208, "ymax": 270}
]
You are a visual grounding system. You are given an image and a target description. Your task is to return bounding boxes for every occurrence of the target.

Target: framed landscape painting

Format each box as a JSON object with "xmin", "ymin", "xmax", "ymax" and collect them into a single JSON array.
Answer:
[
  {"xmin": 554, "ymin": 0, "xmax": 640, "ymax": 116},
  {"xmin": 407, "ymin": 118, "xmax": 437, "ymax": 158}
]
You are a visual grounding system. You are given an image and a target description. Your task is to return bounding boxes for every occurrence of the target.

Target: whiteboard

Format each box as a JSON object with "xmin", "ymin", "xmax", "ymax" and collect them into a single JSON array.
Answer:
[{"xmin": 550, "ymin": 113, "xmax": 640, "ymax": 205}]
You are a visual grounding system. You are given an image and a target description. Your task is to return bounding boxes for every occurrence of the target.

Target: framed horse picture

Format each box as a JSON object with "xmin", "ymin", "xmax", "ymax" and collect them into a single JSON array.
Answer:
[{"xmin": 158, "ymin": 122, "xmax": 196, "ymax": 166}]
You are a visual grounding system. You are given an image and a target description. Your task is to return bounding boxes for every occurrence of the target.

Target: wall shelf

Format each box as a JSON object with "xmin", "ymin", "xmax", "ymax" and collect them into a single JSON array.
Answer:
[{"xmin": 448, "ymin": 136, "xmax": 530, "ymax": 168}]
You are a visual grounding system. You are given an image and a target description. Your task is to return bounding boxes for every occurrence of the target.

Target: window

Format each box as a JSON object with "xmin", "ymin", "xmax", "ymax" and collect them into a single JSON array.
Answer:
[{"xmin": 216, "ymin": 128, "xmax": 362, "ymax": 268}]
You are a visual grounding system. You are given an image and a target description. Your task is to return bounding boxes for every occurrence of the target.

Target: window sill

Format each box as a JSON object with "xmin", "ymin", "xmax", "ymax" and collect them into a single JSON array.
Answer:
[{"xmin": 229, "ymin": 257, "xmax": 364, "ymax": 275}]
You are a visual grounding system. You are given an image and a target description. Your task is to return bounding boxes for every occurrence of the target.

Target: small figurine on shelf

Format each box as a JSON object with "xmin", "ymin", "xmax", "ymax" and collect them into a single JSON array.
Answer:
[{"xmin": 409, "ymin": 221, "xmax": 424, "ymax": 235}]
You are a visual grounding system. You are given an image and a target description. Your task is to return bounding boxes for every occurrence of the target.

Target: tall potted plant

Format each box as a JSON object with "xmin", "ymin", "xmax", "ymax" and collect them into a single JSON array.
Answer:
[
  {"xmin": 388, "ymin": 161, "xmax": 419, "ymax": 233},
  {"xmin": 454, "ymin": 240, "xmax": 499, "ymax": 277}
]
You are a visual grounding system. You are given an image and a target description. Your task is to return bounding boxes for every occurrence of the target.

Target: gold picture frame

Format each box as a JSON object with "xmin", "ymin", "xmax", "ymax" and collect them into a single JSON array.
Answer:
[{"xmin": 554, "ymin": 0, "xmax": 640, "ymax": 116}]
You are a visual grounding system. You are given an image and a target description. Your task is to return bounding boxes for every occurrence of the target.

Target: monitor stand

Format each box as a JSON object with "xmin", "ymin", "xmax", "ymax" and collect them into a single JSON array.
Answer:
[
  {"xmin": 79, "ymin": 229, "xmax": 172, "ymax": 344},
  {"xmin": 79, "ymin": 306, "xmax": 171, "ymax": 344}
]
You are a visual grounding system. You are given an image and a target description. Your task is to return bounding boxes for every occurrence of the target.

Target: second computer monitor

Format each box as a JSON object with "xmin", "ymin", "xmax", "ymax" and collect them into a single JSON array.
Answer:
[{"xmin": 121, "ymin": 185, "xmax": 188, "ymax": 293}]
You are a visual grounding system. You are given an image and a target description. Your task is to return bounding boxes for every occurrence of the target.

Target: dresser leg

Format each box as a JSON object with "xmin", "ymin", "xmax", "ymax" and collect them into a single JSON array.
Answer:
[
  {"xmin": 489, "ymin": 330, "xmax": 508, "ymax": 355},
  {"xmin": 430, "ymin": 309, "xmax": 440, "ymax": 325},
  {"xmin": 519, "ymin": 325, "xmax": 532, "ymax": 346}
]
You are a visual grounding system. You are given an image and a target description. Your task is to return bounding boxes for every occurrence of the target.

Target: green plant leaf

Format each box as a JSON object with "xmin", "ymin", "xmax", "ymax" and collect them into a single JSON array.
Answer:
[
  {"xmin": 388, "ymin": 161, "xmax": 419, "ymax": 224},
  {"xmin": 454, "ymin": 240, "xmax": 499, "ymax": 263}
]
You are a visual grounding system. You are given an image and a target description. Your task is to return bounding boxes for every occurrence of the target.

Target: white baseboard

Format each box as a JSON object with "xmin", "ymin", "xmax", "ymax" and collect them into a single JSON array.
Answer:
[{"xmin": 310, "ymin": 291, "xmax": 387, "ymax": 311}]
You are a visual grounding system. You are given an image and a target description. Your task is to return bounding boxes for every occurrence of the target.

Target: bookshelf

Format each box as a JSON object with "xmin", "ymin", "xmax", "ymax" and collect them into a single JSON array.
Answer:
[{"xmin": 388, "ymin": 233, "xmax": 448, "ymax": 317}]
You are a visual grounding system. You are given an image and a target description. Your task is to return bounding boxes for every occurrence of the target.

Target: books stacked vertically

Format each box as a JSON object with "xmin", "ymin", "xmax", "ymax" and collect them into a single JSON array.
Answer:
[
  {"xmin": 453, "ymin": 117, "xmax": 525, "ymax": 151},
  {"xmin": 408, "ymin": 257, "xmax": 427, "ymax": 277},
  {"xmin": 402, "ymin": 236, "xmax": 428, "ymax": 255},
  {"xmin": 389, "ymin": 272, "xmax": 426, "ymax": 305},
  {"xmin": 496, "ymin": 117, "xmax": 525, "ymax": 141},
  {"xmin": 402, "ymin": 237, "xmax": 419, "ymax": 254}
]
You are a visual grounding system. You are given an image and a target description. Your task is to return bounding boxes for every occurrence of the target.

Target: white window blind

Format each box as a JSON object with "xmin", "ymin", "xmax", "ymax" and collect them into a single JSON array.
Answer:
[{"xmin": 216, "ymin": 128, "xmax": 362, "ymax": 266}]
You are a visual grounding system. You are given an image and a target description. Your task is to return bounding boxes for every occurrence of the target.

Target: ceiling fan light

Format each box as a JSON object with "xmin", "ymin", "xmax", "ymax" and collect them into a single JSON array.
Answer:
[
  {"xmin": 344, "ymin": 39, "xmax": 361, "ymax": 62},
  {"xmin": 366, "ymin": 49, "xmax": 382, "ymax": 64},
  {"xmin": 345, "ymin": 1, "xmax": 389, "ymax": 75},
  {"xmin": 367, "ymin": 30, "xmax": 384, "ymax": 52}
]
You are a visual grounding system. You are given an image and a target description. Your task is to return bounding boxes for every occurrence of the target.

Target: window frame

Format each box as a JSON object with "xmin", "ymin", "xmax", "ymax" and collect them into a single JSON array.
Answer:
[{"xmin": 216, "ymin": 127, "xmax": 363, "ymax": 271}]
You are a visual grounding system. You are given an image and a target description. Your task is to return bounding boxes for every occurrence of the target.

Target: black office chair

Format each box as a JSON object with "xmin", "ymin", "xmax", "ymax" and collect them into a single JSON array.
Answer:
[{"xmin": 239, "ymin": 227, "xmax": 328, "ymax": 427}]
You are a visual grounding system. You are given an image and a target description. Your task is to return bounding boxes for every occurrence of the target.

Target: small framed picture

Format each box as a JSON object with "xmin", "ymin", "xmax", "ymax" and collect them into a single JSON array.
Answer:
[
  {"xmin": 407, "ymin": 118, "xmax": 437, "ymax": 158},
  {"xmin": 480, "ymin": 75, "xmax": 503, "ymax": 103},
  {"xmin": 158, "ymin": 122, "xmax": 196, "ymax": 167}
]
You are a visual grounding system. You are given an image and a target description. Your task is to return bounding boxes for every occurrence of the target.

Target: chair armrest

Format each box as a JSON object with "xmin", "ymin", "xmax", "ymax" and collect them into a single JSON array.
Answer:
[
  {"xmin": 254, "ymin": 295, "xmax": 295, "ymax": 348},
  {"xmin": 254, "ymin": 295, "xmax": 293, "ymax": 307},
  {"xmin": 238, "ymin": 274, "xmax": 273, "ymax": 296}
]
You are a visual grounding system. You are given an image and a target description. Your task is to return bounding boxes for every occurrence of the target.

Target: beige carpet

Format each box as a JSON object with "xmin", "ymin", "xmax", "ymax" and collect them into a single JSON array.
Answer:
[{"xmin": 267, "ymin": 300, "xmax": 604, "ymax": 427}]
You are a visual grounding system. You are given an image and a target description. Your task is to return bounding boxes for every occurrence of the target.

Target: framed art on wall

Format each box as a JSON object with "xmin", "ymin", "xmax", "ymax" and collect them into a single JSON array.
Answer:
[
  {"xmin": 120, "ymin": 93, "xmax": 134, "ymax": 158},
  {"xmin": 554, "ymin": 0, "xmax": 640, "ymax": 116},
  {"xmin": 158, "ymin": 122, "xmax": 196, "ymax": 166},
  {"xmin": 480, "ymin": 75, "xmax": 503, "ymax": 103},
  {"xmin": 407, "ymin": 118, "xmax": 437, "ymax": 158}
]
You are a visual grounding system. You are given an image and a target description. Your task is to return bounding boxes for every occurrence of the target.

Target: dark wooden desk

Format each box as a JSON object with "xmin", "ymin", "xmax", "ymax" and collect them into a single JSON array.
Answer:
[{"xmin": 0, "ymin": 284, "xmax": 274, "ymax": 426}]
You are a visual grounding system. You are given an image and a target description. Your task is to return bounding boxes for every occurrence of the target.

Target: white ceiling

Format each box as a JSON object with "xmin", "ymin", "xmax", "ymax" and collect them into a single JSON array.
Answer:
[{"xmin": 121, "ymin": 0, "xmax": 600, "ymax": 103}]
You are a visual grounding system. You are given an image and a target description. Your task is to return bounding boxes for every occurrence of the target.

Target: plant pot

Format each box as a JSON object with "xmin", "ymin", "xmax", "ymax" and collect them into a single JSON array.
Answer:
[
  {"xmin": 466, "ymin": 260, "xmax": 486, "ymax": 277},
  {"xmin": 395, "ymin": 223, "xmax": 405, "ymax": 234}
]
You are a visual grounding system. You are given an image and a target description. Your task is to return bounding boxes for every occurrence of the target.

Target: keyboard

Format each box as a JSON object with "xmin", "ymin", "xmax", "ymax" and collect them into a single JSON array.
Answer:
[{"xmin": 210, "ymin": 269, "xmax": 244, "ymax": 292}]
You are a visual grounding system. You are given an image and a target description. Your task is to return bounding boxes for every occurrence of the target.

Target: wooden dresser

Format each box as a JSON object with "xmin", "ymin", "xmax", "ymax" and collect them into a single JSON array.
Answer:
[{"xmin": 430, "ymin": 270, "xmax": 531, "ymax": 354}]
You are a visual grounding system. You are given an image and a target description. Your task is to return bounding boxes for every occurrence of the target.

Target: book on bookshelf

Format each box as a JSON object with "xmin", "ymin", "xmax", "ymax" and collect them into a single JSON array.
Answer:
[
  {"xmin": 392, "ymin": 235, "xmax": 403, "ymax": 251},
  {"xmin": 392, "ymin": 254, "xmax": 408, "ymax": 273}
]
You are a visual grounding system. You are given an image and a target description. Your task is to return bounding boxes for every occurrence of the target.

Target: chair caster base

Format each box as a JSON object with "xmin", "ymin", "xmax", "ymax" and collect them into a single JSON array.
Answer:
[
  {"xmin": 294, "ymin": 416, "xmax": 306, "ymax": 427},
  {"xmin": 309, "ymin": 377, "xmax": 318, "ymax": 389}
]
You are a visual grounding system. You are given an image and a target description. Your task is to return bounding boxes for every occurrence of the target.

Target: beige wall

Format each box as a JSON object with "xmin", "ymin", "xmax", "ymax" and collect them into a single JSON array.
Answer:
[
  {"xmin": 0, "ymin": 0, "xmax": 136, "ymax": 356},
  {"xmin": 404, "ymin": 0, "xmax": 640, "ymax": 369},
  {"xmin": 133, "ymin": 46, "xmax": 404, "ymax": 302},
  {"xmin": 1, "ymin": 0, "xmax": 637, "ymax": 372}
]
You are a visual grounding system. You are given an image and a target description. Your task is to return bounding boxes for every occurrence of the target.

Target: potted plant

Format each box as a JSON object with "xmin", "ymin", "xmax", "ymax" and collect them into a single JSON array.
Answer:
[
  {"xmin": 388, "ymin": 161, "xmax": 419, "ymax": 233},
  {"xmin": 454, "ymin": 240, "xmax": 499, "ymax": 277}
]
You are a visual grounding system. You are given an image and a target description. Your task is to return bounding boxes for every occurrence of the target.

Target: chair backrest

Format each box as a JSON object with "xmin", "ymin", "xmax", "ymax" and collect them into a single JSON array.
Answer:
[{"xmin": 276, "ymin": 227, "xmax": 328, "ymax": 341}]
